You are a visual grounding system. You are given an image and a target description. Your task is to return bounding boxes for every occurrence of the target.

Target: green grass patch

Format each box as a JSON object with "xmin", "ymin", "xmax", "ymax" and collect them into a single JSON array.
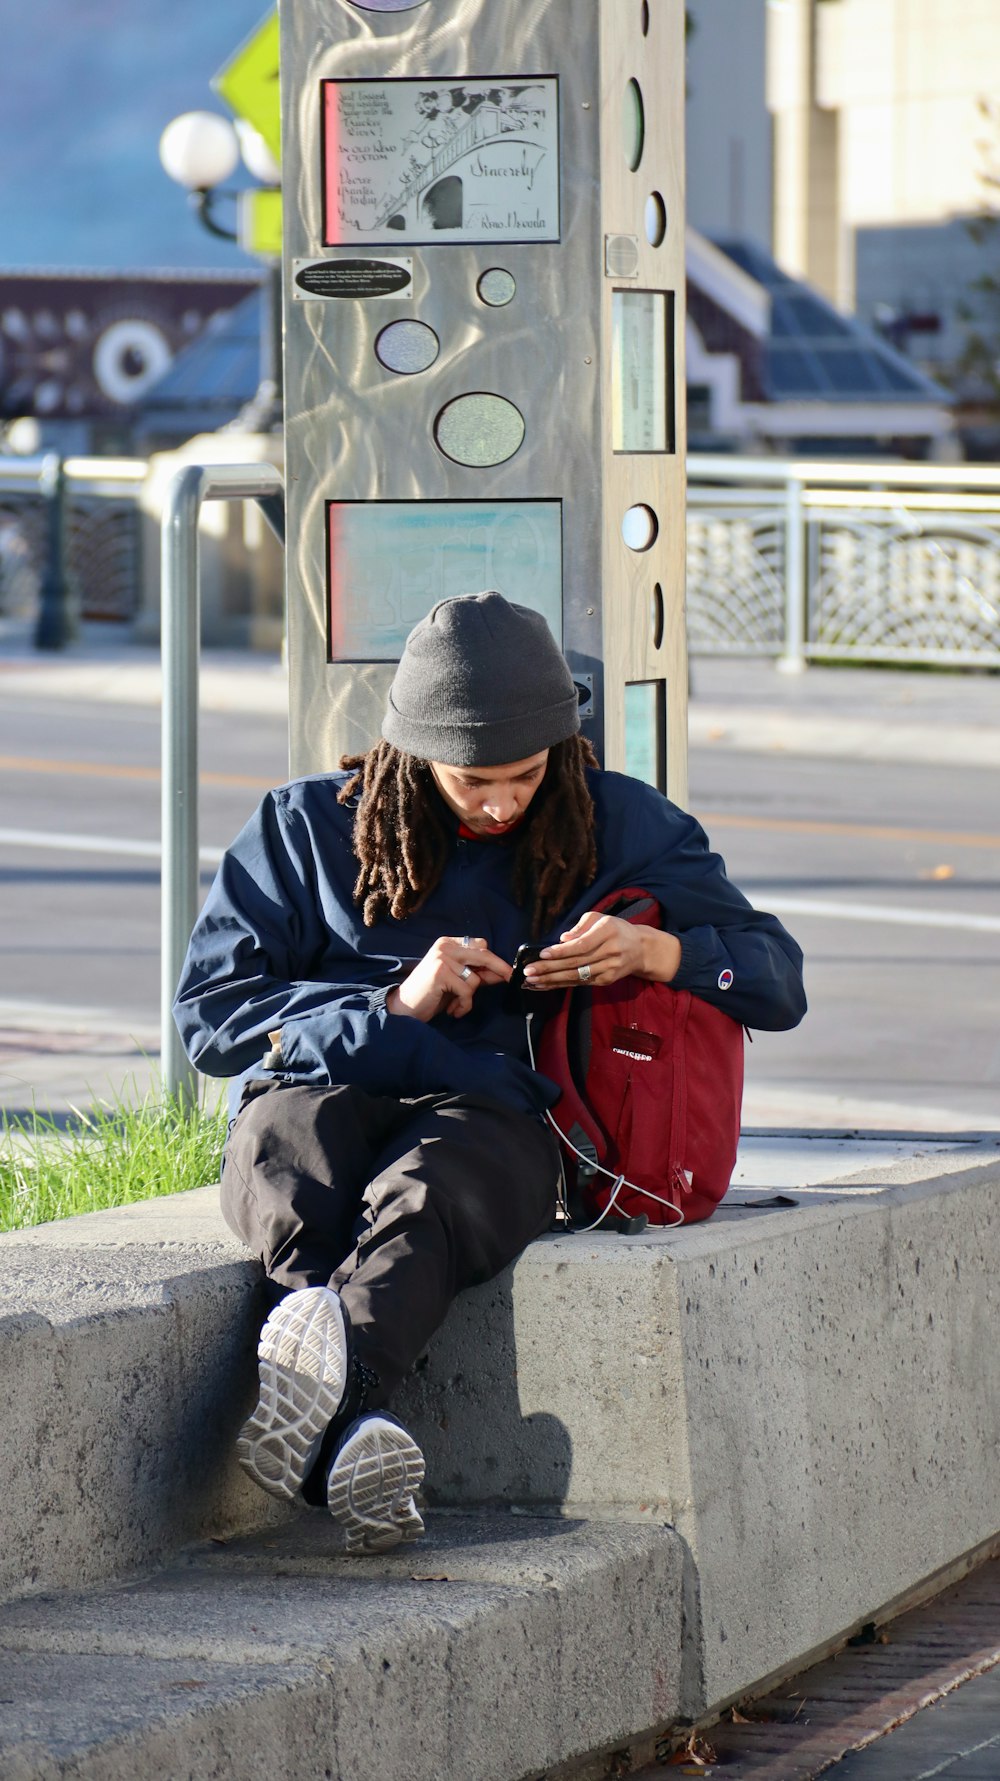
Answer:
[{"xmin": 0, "ymin": 1091, "xmax": 229, "ymax": 1233}]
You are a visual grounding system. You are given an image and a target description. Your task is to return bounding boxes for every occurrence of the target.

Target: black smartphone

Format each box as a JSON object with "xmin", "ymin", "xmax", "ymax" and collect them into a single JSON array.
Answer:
[{"xmin": 508, "ymin": 942, "xmax": 545, "ymax": 993}]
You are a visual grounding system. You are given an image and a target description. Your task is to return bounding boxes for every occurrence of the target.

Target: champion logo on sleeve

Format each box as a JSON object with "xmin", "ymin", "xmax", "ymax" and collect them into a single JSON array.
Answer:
[{"xmin": 718, "ymin": 968, "xmax": 734, "ymax": 990}]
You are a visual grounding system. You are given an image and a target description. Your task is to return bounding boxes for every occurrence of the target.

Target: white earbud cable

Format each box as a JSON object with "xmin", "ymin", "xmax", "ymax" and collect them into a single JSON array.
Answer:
[{"xmin": 525, "ymin": 1012, "xmax": 685, "ymax": 1230}]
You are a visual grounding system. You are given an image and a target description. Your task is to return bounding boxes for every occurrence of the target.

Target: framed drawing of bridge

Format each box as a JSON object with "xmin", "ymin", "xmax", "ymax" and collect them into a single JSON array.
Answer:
[{"xmin": 321, "ymin": 76, "xmax": 560, "ymax": 246}]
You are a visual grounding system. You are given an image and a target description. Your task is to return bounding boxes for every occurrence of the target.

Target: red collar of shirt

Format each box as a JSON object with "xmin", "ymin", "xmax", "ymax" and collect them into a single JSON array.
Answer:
[{"xmin": 457, "ymin": 815, "xmax": 526, "ymax": 841}]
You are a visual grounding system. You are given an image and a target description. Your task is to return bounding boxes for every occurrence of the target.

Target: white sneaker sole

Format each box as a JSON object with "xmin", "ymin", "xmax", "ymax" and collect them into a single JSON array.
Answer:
[
  {"xmin": 236, "ymin": 1286, "xmax": 347, "ymax": 1501},
  {"xmin": 327, "ymin": 1416, "xmax": 426, "ymax": 1554}
]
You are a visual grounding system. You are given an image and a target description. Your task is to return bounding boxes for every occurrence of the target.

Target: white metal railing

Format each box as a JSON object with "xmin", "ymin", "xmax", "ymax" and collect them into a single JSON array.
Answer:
[
  {"xmin": 686, "ymin": 454, "xmax": 1000, "ymax": 669},
  {"xmin": 7, "ymin": 450, "xmax": 999, "ymax": 669},
  {"xmin": 0, "ymin": 453, "xmax": 147, "ymax": 495}
]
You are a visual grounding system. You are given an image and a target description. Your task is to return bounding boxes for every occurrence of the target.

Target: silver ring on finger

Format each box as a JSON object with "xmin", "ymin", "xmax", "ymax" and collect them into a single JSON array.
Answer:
[
  {"xmin": 577, "ymin": 963, "xmax": 592, "ymax": 983},
  {"xmin": 459, "ymin": 965, "xmax": 473, "ymax": 980}
]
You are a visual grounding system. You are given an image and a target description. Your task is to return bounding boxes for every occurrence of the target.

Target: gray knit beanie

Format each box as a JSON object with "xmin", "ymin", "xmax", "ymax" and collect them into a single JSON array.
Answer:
[{"xmin": 382, "ymin": 592, "xmax": 580, "ymax": 766}]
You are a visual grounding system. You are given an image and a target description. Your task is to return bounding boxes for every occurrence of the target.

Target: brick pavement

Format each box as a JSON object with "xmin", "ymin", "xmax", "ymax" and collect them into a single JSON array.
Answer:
[{"xmin": 630, "ymin": 1551, "xmax": 1000, "ymax": 1780}]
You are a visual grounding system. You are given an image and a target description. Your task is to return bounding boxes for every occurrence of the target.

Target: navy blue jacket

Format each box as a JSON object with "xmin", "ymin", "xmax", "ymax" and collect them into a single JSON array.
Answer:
[{"xmin": 174, "ymin": 766, "xmax": 806, "ymax": 1117}]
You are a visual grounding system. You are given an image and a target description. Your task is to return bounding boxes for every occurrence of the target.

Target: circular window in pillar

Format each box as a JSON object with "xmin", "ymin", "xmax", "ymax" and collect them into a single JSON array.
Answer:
[
  {"xmin": 623, "ymin": 80, "xmax": 645, "ymax": 171},
  {"xmin": 477, "ymin": 268, "xmax": 517, "ymax": 308},
  {"xmin": 375, "ymin": 320, "xmax": 440, "ymax": 375},
  {"xmin": 645, "ymin": 191, "xmax": 667, "ymax": 247},
  {"xmin": 622, "ymin": 504, "xmax": 659, "ymax": 551},
  {"xmin": 434, "ymin": 393, "xmax": 525, "ymax": 467},
  {"xmin": 652, "ymin": 582, "xmax": 665, "ymax": 648}
]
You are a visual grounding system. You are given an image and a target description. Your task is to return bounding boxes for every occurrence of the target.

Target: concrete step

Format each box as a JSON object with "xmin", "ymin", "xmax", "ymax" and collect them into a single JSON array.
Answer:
[{"xmin": 0, "ymin": 1510, "xmax": 683, "ymax": 1781}]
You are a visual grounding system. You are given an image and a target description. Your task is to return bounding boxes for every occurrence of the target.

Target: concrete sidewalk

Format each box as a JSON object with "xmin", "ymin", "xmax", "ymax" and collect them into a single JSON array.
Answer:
[
  {"xmin": 0, "ymin": 620, "xmax": 291, "ymax": 718},
  {"xmin": 689, "ymin": 655, "xmax": 1000, "ymax": 768}
]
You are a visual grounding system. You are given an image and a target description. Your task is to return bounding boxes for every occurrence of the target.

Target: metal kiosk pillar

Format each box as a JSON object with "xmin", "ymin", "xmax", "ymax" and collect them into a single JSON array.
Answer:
[{"xmin": 280, "ymin": 0, "xmax": 687, "ymax": 801}]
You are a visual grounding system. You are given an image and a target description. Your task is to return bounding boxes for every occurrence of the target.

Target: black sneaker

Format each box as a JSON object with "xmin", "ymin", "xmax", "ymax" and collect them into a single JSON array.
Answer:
[
  {"xmin": 326, "ymin": 1413, "xmax": 426, "ymax": 1553},
  {"xmin": 236, "ymin": 1286, "xmax": 348, "ymax": 1501}
]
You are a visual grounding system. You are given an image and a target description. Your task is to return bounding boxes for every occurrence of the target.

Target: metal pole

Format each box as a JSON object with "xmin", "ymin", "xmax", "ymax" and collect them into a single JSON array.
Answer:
[
  {"xmin": 160, "ymin": 462, "xmax": 285, "ymax": 1106},
  {"xmin": 262, "ymin": 258, "xmax": 283, "ymax": 417},
  {"xmin": 777, "ymin": 473, "xmax": 807, "ymax": 674},
  {"xmin": 35, "ymin": 454, "xmax": 76, "ymax": 650},
  {"xmin": 161, "ymin": 465, "xmax": 204, "ymax": 1108}
]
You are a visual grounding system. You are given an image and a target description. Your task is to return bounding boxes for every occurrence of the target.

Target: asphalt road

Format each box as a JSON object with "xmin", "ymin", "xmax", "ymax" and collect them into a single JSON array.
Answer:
[{"xmin": 1, "ymin": 692, "xmax": 998, "ymax": 1129}]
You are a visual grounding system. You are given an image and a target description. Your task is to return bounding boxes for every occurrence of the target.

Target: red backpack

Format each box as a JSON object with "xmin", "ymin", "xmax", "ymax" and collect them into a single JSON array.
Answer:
[{"xmin": 532, "ymin": 888, "xmax": 745, "ymax": 1228}]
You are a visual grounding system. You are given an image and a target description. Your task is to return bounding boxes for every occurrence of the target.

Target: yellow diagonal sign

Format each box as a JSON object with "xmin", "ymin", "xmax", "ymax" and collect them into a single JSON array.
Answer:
[
  {"xmin": 239, "ymin": 189, "xmax": 283, "ymax": 258},
  {"xmin": 213, "ymin": 8, "xmax": 281, "ymax": 163}
]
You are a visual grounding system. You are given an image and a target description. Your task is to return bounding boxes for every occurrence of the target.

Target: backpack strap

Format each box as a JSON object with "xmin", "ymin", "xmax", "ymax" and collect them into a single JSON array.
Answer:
[
  {"xmin": 591, "ymin": 886, "xmax": 661, "ymax": 927},
  {"xmin": 528, "ymin": 884, "xmax": 687, "ymax": 1232},
  {"xmin": 537, "ymin": 982, "xmax": 608, "ymax": 1164},
  {"xmin": 534, "ymin": 889, "xmax": 663, "ymax": 1169},
  {"xmin": 668, "ymin": 986, "xmax": 691, "ymax": 1197}
]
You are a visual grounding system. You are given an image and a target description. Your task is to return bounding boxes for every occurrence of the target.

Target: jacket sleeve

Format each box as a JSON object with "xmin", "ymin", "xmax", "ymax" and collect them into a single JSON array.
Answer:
[
  {"xmin": 615, "ymin": 780, "xmax": 807, "ymax": 1032},
  {"xmin": 172, "ymin": 790, "xmax": 471, "ymax": 1095}
]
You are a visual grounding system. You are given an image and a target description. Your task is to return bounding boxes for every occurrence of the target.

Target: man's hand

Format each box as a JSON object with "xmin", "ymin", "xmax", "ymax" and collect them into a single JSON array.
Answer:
[
  {"xmin": 523, "ymin": 911, "xmax": 682, "ymax": 990},
  {"xmin": 387, "ymin": 936, "xmax": 511, "ymax": 1022}
]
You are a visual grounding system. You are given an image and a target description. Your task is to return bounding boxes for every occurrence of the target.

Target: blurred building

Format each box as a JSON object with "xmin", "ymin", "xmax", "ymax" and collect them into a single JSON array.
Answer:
[
  {"xmin": 0, "ymin": 274, "xmax": 279, "ymax": 645},
  {"xmin": 768, "ymin": 0, "xmax": 1000, "ymax": 306},
  {"xmin": 687, "ymin": 0, "xmax": 999, "ymax": 452},
  {"xmin": 135, "ymin": 289, "xmax": 267, "ymax": 451},
  {"xmin": 0, "ymin": 272, "xmax": 257, "ymax": 455},
  {"xmin": 686, "ymin": 227, "xmax": 950, "ymax": 455},
  {"xmin": 686, "ymin": 0, "xmax": 772, "ymax": 249},
  {"xmin": 768, "ymin": 0, "xmax": 1000, "ymax": 450}
]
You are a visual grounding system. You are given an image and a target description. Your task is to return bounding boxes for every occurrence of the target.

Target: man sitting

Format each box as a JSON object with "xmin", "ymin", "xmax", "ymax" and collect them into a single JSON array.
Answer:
[{"xmin": 174, "ymin": 592, "xmax": 805, "ymax": 1553}]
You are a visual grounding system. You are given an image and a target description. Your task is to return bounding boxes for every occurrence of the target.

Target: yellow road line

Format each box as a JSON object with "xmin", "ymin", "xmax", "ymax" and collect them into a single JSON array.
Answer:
[
  {"xmin": 2, "ymin": 757, "xmax": 998, "ymax": 849},
  {"xmin": 0, "ymin": 755, "xmax": 273, "ymax": 790}
]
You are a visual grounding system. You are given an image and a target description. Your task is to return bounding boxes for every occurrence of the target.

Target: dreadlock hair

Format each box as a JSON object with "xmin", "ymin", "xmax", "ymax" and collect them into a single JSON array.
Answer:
[{"xmin": 337, "ymin": 735, "xmax": 600, "ymax": 937}]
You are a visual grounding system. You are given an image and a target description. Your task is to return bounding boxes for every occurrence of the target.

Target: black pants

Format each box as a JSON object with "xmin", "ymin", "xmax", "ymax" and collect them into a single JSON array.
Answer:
[{"xmin": 221, "ymin": 1081, "xmax": 560, "ymax": 1405}]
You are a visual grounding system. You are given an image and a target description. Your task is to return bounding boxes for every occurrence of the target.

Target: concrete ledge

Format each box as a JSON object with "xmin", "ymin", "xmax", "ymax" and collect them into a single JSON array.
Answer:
[
  {"xmin": 0, "ymin": 1513, "xmax": 684, "ymax": 1781},
  {"xmin": 393, "ymin": 1148, "xmax": 1000, "ymax": 1714},
  {"xmin": 0, "ymin": 1194, "xmax": 285, "ymax": 1602},
  {"xmin": 2, "ymin": 1142, "xmax": 998, "ymax": 1738}
]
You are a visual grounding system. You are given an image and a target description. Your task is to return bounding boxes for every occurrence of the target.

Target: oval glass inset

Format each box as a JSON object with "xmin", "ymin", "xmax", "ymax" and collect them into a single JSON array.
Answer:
[
  {"xmin": 641, "ymin": 0, "xmax": 650, "ymax": 35},
  {"xmin": 645, "ymin": 191, "xmax": 667, "ymax": 247},
  {"xmin": 652, "ymin": 582, "xmax": 664, "ymax": 649},
  {"xmin": 434, "ymin": 393, "xmax": 525, "ymax": 467},
  {"xmin": 622, "ymin": 504, "xmax": 658, "ymax": 552},
  {"xmin": 375, "ymin": 319, "xmax": 440, "ymax": 375},
  {"xmin": 350, "ymin": 1, "xmax": 428, "ymax": 11},
  {"xmin": 477, "ymin": 267, "xmax": 516, "ymax": 307},
  {"xmin": 623, "ymin": 80, "xmax": 644, "ymax": 171}
]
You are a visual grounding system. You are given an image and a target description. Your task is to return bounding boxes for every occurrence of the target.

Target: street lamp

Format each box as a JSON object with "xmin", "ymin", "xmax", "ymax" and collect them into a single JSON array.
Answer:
[
  {"xmin": 158, "ymin": 109, "xmax": 282, "ymax": 429},
  {"xmin": 159, "ymin": 111, "xmax": 241, "ymax": 212}
]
